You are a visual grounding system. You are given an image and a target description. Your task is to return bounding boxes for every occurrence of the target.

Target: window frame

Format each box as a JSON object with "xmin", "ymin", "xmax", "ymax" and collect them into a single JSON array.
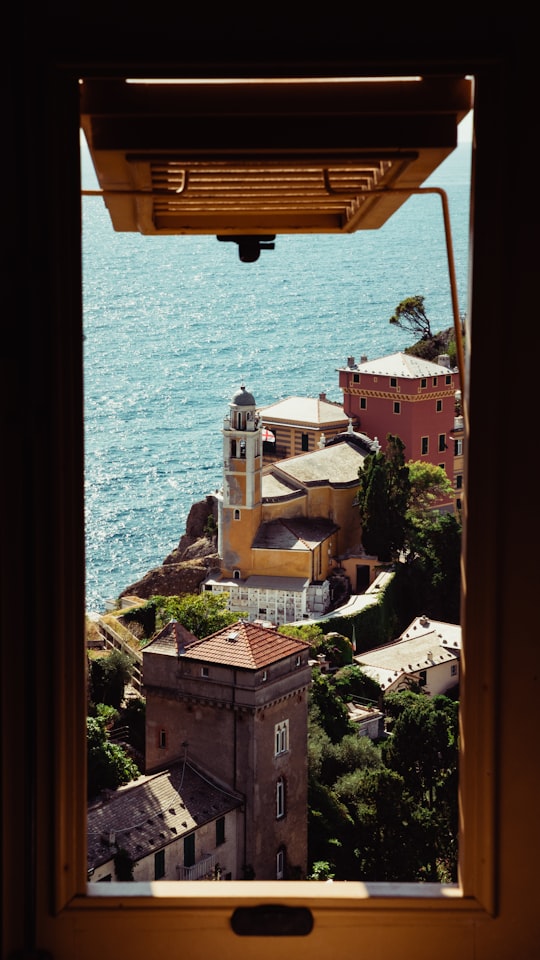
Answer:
[
  {"xmin": 216, "ymin": 816, "xmax": 226, "ymax": 847},
  {"xmin": 276, "ymin": 777, "xmax": 286, "ymax": 819},
  {"xmin": 274, "ymin": 720, "xmax": 289, "ymax": 756},
  {"xmin": 154, "ymin": 849, "xmax": 165, "ymax": 880},
  {"xmin": 16, "ymin": 51, "xmax": 510, "ymax": 960}
]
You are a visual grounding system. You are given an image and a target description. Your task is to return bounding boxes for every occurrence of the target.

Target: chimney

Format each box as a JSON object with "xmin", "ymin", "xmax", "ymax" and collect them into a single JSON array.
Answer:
[
  {"xmin": 347, "ymin": 357, "xmax": 355, "ymax": 367},
  {"xmin": 360, "ymin": 355, "xmax": 368, "ymax": 363},
  {"xmin": 437, "ymin": 354, "xmax": 451, "ymax": 368},
  {"xmin": 319, "ymin": 391, "xmax": 326, "ymax": 401}
]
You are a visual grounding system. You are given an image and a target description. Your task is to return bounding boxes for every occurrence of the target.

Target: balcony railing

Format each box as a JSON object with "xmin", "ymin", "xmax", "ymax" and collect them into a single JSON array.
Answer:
[{"xmin": 177, "ymin": 852, "xmax": 218, "ymax": 881}]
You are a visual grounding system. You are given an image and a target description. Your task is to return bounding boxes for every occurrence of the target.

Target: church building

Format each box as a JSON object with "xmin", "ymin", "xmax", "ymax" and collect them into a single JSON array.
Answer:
[{"xmin": 204, "ymin": 384, "xmax": 381, "ymax": 624}]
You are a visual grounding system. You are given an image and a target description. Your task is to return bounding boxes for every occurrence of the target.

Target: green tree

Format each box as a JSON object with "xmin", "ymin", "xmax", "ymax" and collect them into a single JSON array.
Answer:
[
  {"xmin": 334, "ymin": 764, "xmax": 419, "ymax": 880},
  {"xmin": 383, "ymin": 691, "xmax": 457, "ymax": 805},
  {"xmin": 357, "ymin": 434, "xmax": 411, "ymax": 561},
  {"xmin": 278, "ymin": 622, "xmax": 325, "ymax": 644},
  {"xmin": 307, "ymin": 717, "xmax": 356, "ymax": 876},
  {"xmin": 279, "ymin": 623, "xmax": 353, "ymax": 668},
  {"xmin": 87, "ymin": 713, "xmax": 140, "ymax": 799},
  {"xmin": 149, "ymin": 592, "xmax": 245, "ymax": 638},
  {"xmin": 403, "ymin": 512, "xmax": 462, "ymax": 622},
  {"xmin": 389, "ymin": 295, "xmax": 433, "ymax": 340},
  {"xmin": 406, "ymin": 461, "xmax": 455, "ymax": 521},
  {"xmin": 309, "ymin": 669, "xmax": 356, "ymax": 743},
  {"xmin": 332, "ymin": 664, "xmax": 382, "ymax": 705},
  {"xmin": 89, "ymin": 648, "xmax": 134, "ymax": 710}
]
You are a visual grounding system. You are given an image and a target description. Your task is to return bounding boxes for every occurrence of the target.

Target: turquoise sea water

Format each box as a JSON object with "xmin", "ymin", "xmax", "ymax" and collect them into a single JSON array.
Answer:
[{"xmin": 82, "ymin": 138, "xmax": 472, "ymax": 613}]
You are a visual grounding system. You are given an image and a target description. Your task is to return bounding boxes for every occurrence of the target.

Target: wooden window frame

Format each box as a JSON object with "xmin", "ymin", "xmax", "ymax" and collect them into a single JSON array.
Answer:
[{"xmin": 10, "ymin": 42, "xmax": 520, "ymax": 960}]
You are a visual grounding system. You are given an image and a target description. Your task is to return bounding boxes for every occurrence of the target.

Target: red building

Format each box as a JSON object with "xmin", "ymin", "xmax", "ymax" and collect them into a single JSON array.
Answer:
[{"xmin": 338, "ymin": 352, "xmax": 459, "ymax": 508}]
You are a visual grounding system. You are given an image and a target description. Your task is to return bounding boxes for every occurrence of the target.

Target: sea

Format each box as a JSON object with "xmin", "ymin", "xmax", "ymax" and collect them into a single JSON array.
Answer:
[{"xmin": 82, "ymin": 131, "xmax": 473, "ymax": 614}]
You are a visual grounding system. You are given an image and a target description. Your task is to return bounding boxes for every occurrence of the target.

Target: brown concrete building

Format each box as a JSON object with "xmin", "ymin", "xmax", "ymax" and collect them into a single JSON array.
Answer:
[{"xmin": 142, "ymin": 618, "xmax": 311, "ymax": 880}]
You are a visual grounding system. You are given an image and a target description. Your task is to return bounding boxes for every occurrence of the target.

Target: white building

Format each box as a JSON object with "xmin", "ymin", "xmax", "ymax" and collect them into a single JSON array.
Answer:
[{"xmin": 354, "ymin": 615, "xmax": 461, "ymax": 696}]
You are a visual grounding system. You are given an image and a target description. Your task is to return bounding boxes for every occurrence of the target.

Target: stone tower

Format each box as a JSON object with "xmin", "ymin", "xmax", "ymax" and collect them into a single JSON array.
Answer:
[
  {"xmin": 143, "ymin": 619, "xmax": 311, "ymax": 880},
  {"xmin": 219, "ymin": 385, "xmax": 262, "ymax": 578}
]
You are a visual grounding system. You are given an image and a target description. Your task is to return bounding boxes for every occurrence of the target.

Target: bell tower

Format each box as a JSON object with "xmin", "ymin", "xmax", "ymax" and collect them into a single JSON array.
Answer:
[{"xmin": 220, "ymin": 384, "xmax": 262, "ymax": 578}]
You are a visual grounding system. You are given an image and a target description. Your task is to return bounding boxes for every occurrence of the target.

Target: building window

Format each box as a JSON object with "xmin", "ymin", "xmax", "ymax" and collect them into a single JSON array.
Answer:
[
  {"xmin": 390, "ymin": 377, "xmax": 397, "ymax": 387},
  {"xmin": 216, "ymin": 816, "xmax": 225, "ymax": 847},
  {"xmin": 446, "ymin": 374, "xmax": 452, "ymax": 384},
  {"xmin": 301, "ymin": 432, "xmax": 309, "ymax": 451},
  {"xmin": 154, "ymin": 849, "xmax": 165, "ymax": 880},
  {"xmin": 455, "ymin": 438, "xmax": 463, "ymax": 456},
  {"xmin": 234, "ymin": 508, "xmax": 240, "ymax": 520},
  {"xmin": 421, "ymin": 377, "xmax": 427, "ymax": 388},
  {"xmin": 184, "ymin": 834, "xmax": 195, "ymax": 868},
  {"xmin": 436, "ymin": 399, "xmax": 443, "ymax": 412},
  {"xmin": 456, "ymin": 497, "xmax": 462, "ymax": 511},
  {"xmin": 393, "ymin": 401, "xmax": 401, "ymax": 414},
  {"xmin": 233, "ymin": 569, "xmax": 241, "ymax": 579},
  {"xmin": 451, "ymin": 664, "xmax": 458, "ymax": 677},
  {"xmin": 456, "ymin": 474, "xmax": 463, "ymax": 489},
  {"xmin": 201, "ymin": 666, "xmax": 209, "ymax": 677},
  {"xmin": 158, "ymin": 729, "xmax": 167, "ymax": 749},
  {"xmin": 276, "ymin": 847, "xmax": 286, "ymax": 880},
  {"xmin": 433, "ymin": 376, "xmax": 438, "ymax": 386},
  {"xmin": 360, "ymin": 396, "xmax": 366, "ymax": 409},
  {"xmin": 275, "ymin": 720, "xmax": 289, "ymax": 756},
  {"xmin": 276, "ymin": 777, "xmax": 286, "ymax": 819},
  {"xmin": 295, "ymin": 655, "xmax": 301, "ymax": 667},
  {"xmin": 439, "ymin": 433, "xmax": 446, "ymax": 452},
  {"xmin": 421, "ymin": 437, "xmax": 429, "ymax": 455},
  {"xmin": 353, "ymin": 373, "xmax": 360, "ymax": 383}
]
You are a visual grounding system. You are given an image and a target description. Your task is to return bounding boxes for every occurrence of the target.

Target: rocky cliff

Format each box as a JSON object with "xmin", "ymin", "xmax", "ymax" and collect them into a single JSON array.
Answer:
[{"xmin": 118, "ymin": 495, "xmax": 221, "ymax": 602}]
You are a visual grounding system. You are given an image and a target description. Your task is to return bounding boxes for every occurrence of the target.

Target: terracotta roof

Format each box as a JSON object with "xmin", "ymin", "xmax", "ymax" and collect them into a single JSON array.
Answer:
[
  {"xmin": 144, "ymin": 619, "xmax": 200, "ymax": 655},
  {"xmin": 87, "ymin": 760, "xmax": 241, "ymax": 870},
  {"xmin": 180, "ymin": 620, "xmax": 310, "ymax": 670}
]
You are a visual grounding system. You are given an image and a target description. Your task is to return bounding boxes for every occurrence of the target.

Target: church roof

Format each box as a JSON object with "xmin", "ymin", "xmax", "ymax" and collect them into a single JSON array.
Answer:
[
  {"xmin": 179, "ymin": 619, "xmax": 310, "ymax": 670},
  {"xmin": 342, "ymin": 352, "xmax": 456, "ymax": 379},
  {"xmin": 257, "ymin": 394, "xmax": 348, "ymax": 426},
  {"xmin": 269, "ymin": 437, "xmax": 368, "ymax": 488},
  {"xmin": 252, "ymin": 516, "xmax": 338, "ymax": 550},
  {"xmin": 231, "ymin": 384, "xmax": 256, "ymax": 406}
]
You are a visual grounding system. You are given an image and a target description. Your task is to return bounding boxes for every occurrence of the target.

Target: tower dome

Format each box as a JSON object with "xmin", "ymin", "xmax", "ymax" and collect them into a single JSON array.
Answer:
[{"xmin": 231, "ymin": 384, "xmax": 256, "ymax": 406}]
